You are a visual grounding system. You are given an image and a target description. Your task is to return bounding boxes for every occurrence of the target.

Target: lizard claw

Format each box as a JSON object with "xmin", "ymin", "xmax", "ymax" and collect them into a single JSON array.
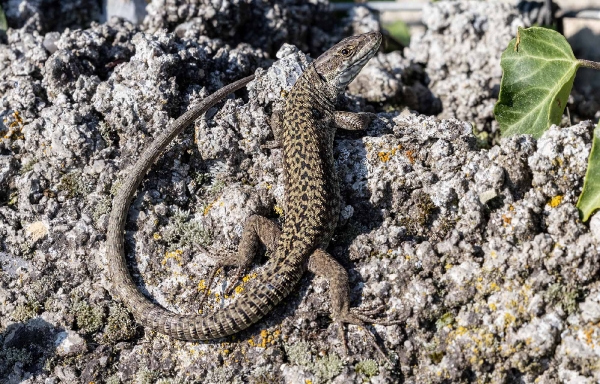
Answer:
[{"xmin": 335, "ymin": 309, "xmax": 400, "ymax": 366}]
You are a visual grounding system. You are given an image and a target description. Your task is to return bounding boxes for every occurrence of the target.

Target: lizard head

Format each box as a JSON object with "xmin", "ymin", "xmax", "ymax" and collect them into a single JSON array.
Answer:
[{"xmin": 314, "ymin": 31, "xmax": 382, "ymax": 92}]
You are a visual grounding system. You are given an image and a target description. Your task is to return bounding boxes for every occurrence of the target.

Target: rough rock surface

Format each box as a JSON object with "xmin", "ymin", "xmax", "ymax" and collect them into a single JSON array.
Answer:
[
  {"xmin": 1, "ymin": 1, "xmax": 600, "ymax": 384},
  {"xmin": 405, "ymin": 1, "xmax": 530, "ymax": 137}
]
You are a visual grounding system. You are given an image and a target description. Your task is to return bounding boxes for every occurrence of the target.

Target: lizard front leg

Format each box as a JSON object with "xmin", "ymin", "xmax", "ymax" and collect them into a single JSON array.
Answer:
[
  {"xmin": 199, "ymin": 215, "xmax": 281, "ymax": 307},
  {"xmin": 307, "ymin": 248, "xmax": 400, "ymax": 364},
  {"xmin": 261, "ymin": 109, "xmax": 285, "ymax": 149}
]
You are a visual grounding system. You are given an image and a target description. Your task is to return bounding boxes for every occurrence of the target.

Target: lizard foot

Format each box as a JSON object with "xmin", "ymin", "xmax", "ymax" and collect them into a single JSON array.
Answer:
[{"xmin": 335, "ymin": 308, "xmax": 401, "ymax": 366}]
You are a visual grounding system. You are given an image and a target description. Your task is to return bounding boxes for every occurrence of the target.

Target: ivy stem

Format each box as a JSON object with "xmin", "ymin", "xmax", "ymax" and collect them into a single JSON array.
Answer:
[{"xmin": 579, "ymin": 59, "xmax": 600, "ymax": 71}]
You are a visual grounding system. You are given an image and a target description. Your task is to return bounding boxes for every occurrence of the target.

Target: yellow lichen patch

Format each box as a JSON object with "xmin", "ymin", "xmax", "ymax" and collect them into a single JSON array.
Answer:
[
  {"xmin": 274, "ymin": 205, "xmax": 284, "ymax": 216},
  {"xmin": 162, "ymin": 250, "xmax": 183, "ymax": 266},
  {"xmin": 153, "ymin": 232, "xmax": 162, "ymax": 240},
  {"xmin": 260, "ymin": 329, "xmax": 269, "ymax": 348},
  {"xmin": 583, "ymin": 325, "xmax": 597, "ymax": 347},
  {"xmin": 404, "ymin": 150, "xmax": 416, "ymax": 164},
  {"xmin": 26, "ymin": 221, "xmax": 48, "ymax": 242},
  {"xmin": 242, "ymin": 273, "xmax": 257, "ymax": 283},
  {"xmin": 502, "ymin": 214, "xmax": 512, "ymax": 225},
  {"xmin": 548, "ymin": 195, "xmax": 563, "ymax": 208},
  {"xmin": 377, "ymin": 151, "xmax": 391, "ymax": 162},
  {"xmin": 198, "ymin": 280, "xmax": 207, "ymax": 291},
  {"xmin": 235, "ymin": 286, "xmax": 244, "ymax": 294},
  {"xmin": 203, "ymin": 200, "xmax": 216, "ymax": 216},
  {"xmin": 488, "ymin": 303, "xmax": 497, "ymax": 311},
  {"xmin": 503, "ymin": 312, "xmax": 516, "ymax": 328},
  {"xmin": 214, "ymin": 293, "xmax": 220, "ymax": 303},
  {"xmin": 1, "ymin": 111, "xmax": 25, "ymax": 141},
  {"xmin": 481, "ymin": 333, "xmax": 495, "ymax": 347},
  {"xmin": 305, "ymin": 380, "xmax": 312, "ymax": 384},
  {"xmin": 247, "ymin": 329, "xmax": 280, "ymax": 348},
  {"xmin": 376, "ymin": 144, "xmax": 402, "ymax": 163},
  {"xmin": 489, "ymin": 282, "xmax": 500, "ymax": 292}
]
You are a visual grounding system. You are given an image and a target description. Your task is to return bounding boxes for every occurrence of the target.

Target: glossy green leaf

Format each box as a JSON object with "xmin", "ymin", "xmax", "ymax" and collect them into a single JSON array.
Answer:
[
  {"xmin": 577, "ymin": 122, "xmax": 600, "ymax": 222},
  {"xmin": 0, "ymin": 5, "xmax": 7, "ymax": 33},
  {"xmin": 494, "ymin": 27, "xmax": 579, "ymax": 138}
]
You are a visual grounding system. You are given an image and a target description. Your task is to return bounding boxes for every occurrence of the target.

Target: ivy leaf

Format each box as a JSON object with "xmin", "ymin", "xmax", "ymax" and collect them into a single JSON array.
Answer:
[
  {"xmin": 494, "ymin": 27, "xmax": 579, "ymax": 138},
  {"xmin": 0, "ymin": 5, "xmax": 7, "ymax": 33},
  {"xmin": 577, "ymin": 122, "xmax": 600, "ymax": 222}
]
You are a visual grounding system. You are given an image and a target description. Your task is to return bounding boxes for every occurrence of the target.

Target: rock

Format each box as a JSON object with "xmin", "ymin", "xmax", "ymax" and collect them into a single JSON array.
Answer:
[{"xmin": 54, "ymin": 330, "xmax": 87, "ymax": 357}]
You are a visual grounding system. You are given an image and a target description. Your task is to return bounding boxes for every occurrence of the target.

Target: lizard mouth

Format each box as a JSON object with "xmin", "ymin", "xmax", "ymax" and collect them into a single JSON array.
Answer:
[{"xmin": 337, "ymin": 32, "xmax": 381, "ymax": 87}]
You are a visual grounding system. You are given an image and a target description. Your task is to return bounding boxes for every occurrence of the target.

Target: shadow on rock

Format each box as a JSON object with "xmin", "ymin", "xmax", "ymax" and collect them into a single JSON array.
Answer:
[{"xmin": 0, "ymin": 318, "xmax": 63, "ymax": 384}]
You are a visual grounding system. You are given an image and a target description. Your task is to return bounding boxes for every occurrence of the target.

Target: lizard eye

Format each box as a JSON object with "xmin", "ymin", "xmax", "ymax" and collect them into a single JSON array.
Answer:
[{"xmin": 340, "ymin": 47, "xmax": 353, "ymax": 56}]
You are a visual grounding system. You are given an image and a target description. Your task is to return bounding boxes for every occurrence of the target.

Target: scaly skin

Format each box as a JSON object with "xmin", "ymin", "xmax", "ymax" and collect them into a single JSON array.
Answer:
[{"xmin": 106, "ymin": 32, "xmax": 390, "ymax": 346}]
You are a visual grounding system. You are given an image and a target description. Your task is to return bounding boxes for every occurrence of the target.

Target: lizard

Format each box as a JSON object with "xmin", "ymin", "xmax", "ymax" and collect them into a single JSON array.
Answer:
[{"xmin": 106, "ymin": 31, "xmax": 399, "ymax": 359}]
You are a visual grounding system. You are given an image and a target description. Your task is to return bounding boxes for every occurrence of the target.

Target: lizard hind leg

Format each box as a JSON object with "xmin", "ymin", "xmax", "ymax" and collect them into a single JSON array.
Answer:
[
  {"xmin": 198, "ymin": 214, "xmax": 281, "ymax": 308},
  {"xmin": 307, "ymin": 249, "xmax": 401, "ymax": 365}
]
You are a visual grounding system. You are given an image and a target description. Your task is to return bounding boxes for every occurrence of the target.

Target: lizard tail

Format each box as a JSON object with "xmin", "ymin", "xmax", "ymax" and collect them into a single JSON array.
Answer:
[
  {"xmin": 141, "ymin": 259, "xmax": 303, "ymax": 340},
  {"xmin": 106, "ymin": 74, "xmax": 267, "ymax": 340}
]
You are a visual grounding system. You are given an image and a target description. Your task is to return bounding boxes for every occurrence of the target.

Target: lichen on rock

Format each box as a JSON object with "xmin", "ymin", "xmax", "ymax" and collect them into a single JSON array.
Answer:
[{"xmin": 1, "ymin": 1, "xmax": 600, "ymax": 383}]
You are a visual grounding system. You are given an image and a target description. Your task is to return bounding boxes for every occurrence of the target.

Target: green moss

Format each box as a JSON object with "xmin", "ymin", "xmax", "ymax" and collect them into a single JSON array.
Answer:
[
  {"xmin": 163, "ymin": 208, "xmax": 212, "ymax": 249},
  {"xmin": 103, "ymin": 303, "xmax": 137, "ymax": 342},
  {"xmin": 355, "ymin": 359, "xmax": 378, "ymax": 378},
  {"xmin": 314, "ymin": 353, "xmax": 344, "ymax": 382},
  {"xmin": 192, "ymin": 171, "xmax": 210, "ymax": 186},
  {"xmin": 285, "ymin": 341, "xmax": 312, "ymax": 368},
  {"xmin": 156, "ymin": 378, "xmax": 183, "ymax": 384},
  {"xmin": 546, "ymin": 283, "xmax": 581, "ymax": 315},
  {"xmin": 73, "ymin": 300, "xmax": 105, "ymax": 334},
  {"xmin": 209, "ymin": 179, "xmax": 226, "ymax": 195},
  {"xmin": 134, "ymin": 368, "xmax": 159, "ymax": 384},
  {"xmin": 11, "ymin": 300, "xmax": 42, "ymax": 322},
  {"xmin": 435, "ymin": 312, "xmax": 455, "ymax": 330},
  {"xmin": 93, "ymin": 196, "xmax": 112, "ymax": 224},
  {"xmin": 204, "ymin": 366, "xmax": 239, "ymax": 383},
  {"xmin": 429, "ymin": 351, "xmax": 445, "ymax": 364},
  {"xmin": 106, "ymin": 375, "xmax": 121, "ymax": 384},
  {"xmin": 110, "ymin": 180, "xmax": 122, "ymax": 196},
  {"xmin": 472, "ymin": 125, "xmax": 493, "ymax": 149},
  {"xmin": 19, "ymin": 159, "xmax": 38, "ymax": 175},
  {"xmin": 58, "ymin": 172, "xmax": 89, "ymax": 198},
  {"xmin": 285, "ymin": 342, "xmax": 344, "ymax": 382},
  {"xmin": 249, "ymin": 366, "xmax": 279, "ymax": 384}
]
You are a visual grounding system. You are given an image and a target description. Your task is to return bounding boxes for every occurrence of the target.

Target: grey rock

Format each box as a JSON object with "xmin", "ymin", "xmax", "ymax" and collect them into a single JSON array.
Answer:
[
  {"xmin": 1, "ymin": 1, "xmax": 600, "ymax": 383},
  {"xmin": 54, "ymin": 330, "xmax": 87, "ymax": 357}
]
